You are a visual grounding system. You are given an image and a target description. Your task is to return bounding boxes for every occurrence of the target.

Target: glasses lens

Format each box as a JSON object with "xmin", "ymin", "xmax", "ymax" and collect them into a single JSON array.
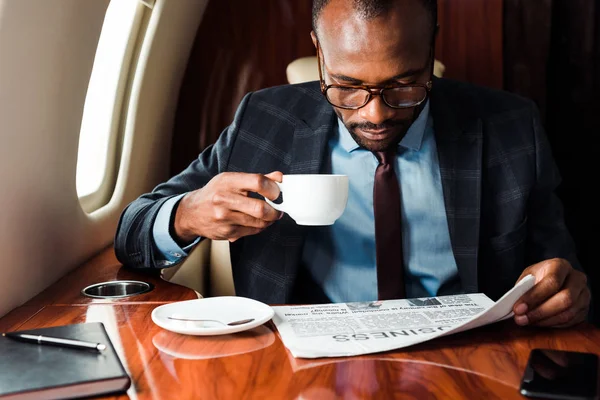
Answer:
[
  {"xmin": 325, "ymin": 87, "xmax": 370, "ymax": 109},
  {"xmin": 382, "ymin": 86, "xmax": 427, "ymax": 108}
]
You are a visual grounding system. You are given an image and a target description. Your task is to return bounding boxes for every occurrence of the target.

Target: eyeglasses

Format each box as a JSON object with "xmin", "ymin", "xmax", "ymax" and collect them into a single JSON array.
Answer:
[{"xmin": 316, "ymin": 42, "xmax": 432, "ymax": 110}]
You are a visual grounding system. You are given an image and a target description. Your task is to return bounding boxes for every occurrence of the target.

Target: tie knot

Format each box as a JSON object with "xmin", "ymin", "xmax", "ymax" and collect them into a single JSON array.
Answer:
[{"xmin": 375, "ymin": 150, "xmax": 396, "ymax": 165}]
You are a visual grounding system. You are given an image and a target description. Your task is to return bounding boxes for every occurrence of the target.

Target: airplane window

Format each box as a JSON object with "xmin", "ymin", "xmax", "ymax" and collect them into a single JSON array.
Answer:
[{"xmin": 76, "ymin": 0, "xmax": 146, "ymax": 210}]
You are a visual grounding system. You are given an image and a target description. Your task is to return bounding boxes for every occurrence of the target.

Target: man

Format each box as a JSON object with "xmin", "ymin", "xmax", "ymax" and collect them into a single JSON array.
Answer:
[{"xmin": 115, "ymin": 0, "xmax": 591, "ymax": 327}]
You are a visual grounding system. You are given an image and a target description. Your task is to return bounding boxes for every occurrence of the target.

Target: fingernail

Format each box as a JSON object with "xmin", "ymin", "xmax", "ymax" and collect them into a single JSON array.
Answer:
[
  {"xmin": 278, "ymin": 213, "xmax": 284, "ymax": 220},
  {"xmin": 515, "ymin": 303, "xmax": 528, "ymax": 315},
  {"xmin": 515, "ymin": 315, "xmax": 529, "ymax": 326}
]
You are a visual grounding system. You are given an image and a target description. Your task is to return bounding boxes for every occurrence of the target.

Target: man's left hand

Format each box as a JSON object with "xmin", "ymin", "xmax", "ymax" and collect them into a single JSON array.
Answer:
[{"xmin": 513, "ymin": 258, "xmax": 590, "ymax": 328}]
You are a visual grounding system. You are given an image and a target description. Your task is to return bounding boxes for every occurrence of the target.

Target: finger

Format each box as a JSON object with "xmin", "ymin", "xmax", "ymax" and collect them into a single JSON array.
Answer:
[
  {"xmin": 534, "ymin": 290, "xmax": 590, "ymax": 328},
  {"xmin": 211, "ymin": 206, "xmax": 275, "ymax": 230},
  {"xmin": 225, "ymin": 225, "xmax": 266, "ymax": 242},
  {"xmin": 530, "ymin": 287, "xmax": 589, "ymax": 327},
  {"xmin": 550, "ymin": 309, "xmax": 589, "ymax": 328},
  {"xmin": 518, "ymin": 273, "xmax": 586, "ymax": 325},
  {"xmin": 221, "ymin": 172, "xmax": 281, "ymax": 201},
  {"xmin": 212, "ymin": 223, "xmax": 264, "ymax": 241},
  {"xmin": 215, "ymin": 193, "xmax": 282, "ymax": 222},
  {"xmin": 515, "ymin": 266, "xmax": 535, "ymax": 284},
  {"xmin": 226, "ymin": 210, "xmax": 276, "ymax": 229},
  {"xmin": 535, "ymin": 307, "xmax": 588, "ymax": 328},
  {"xmin": 511, "ymin": 268, "xmax": 536, "ymax": 316},
  {"xmin": 514, "ymin": 261, "xmax": 570, "ymax": 314}
]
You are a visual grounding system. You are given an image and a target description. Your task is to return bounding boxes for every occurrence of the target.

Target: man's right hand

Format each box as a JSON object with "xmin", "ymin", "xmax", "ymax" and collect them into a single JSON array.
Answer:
[{"xmin": 172, "ymin": 172, "xmax": 283, "ymax": 243}]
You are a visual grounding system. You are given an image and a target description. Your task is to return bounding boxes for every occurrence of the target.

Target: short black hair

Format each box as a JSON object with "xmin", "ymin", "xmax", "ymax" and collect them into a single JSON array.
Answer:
[{"xmin": 312, "ymin": 0, "xmax": 438, "ymax": 37}]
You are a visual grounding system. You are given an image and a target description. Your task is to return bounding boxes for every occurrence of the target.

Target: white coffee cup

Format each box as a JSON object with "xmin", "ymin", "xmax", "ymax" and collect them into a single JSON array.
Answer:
[{"xmin": 265, "ymin": 174, "xmax": 349, "ymax": 226}]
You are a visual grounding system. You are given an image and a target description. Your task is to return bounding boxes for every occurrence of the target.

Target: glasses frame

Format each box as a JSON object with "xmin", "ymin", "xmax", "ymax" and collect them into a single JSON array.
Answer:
[{"xmin": 316, "ymin": 41, "xmax": 433, "ymax": 110}]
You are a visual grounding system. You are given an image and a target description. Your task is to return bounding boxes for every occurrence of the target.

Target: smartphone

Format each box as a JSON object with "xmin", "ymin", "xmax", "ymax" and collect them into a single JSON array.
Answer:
[{"xmin": 520, "ymin": 348, "xmax": 599, "ymax": 400}]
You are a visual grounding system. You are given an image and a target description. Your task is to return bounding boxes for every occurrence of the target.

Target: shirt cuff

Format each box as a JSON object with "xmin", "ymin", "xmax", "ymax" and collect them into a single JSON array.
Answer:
[{"xmin": 152, "ymin": 193, "xmax": 200, "ymax": 267}]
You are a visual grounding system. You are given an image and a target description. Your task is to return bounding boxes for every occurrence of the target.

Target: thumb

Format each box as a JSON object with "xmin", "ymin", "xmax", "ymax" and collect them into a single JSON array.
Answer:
[{"xmin": 515, "ymin": 261, "xmax": 546, "ymax": 286}]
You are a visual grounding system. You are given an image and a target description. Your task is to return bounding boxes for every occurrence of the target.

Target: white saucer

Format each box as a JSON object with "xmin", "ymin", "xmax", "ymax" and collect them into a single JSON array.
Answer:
[{"xmin": 151, "ymin": 296, "xmax": 275, "ymax": 336}]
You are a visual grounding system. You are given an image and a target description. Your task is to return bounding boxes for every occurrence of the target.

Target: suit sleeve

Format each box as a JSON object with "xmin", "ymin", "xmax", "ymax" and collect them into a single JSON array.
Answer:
[
  {"xmin": 526, "ymin": 100, "xmax": 594, "ymax": 320},
  {"xmin": 152, "ymin": 193, "xmax": 200, "ymax": 266},
  {"xmin": 527, "ymin": 100, "xmax": 581, "ymax": 271},
  {"xmin": 113, "ymin": 92, "xmax": 252, "ymax": 269}
]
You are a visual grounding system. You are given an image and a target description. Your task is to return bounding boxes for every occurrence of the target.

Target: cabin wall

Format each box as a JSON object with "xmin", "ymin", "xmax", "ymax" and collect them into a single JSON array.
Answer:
[{"xmin": 0, "ymin": 0, "xmax": 206, "ymax": 317}]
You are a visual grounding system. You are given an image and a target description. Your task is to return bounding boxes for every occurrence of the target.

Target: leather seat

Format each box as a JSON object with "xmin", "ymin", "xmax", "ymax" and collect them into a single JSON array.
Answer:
[
  {"xmin": 160, "ymin": 239, "xmax": 236, "ymax": 297},
  {"xmin": 286, "ymin": 56, "xmax": 446, "ymax": 84}
]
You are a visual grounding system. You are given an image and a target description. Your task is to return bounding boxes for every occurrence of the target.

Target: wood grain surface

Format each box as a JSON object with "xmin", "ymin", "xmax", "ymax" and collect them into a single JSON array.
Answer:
[
  {"xmin": 25, "ymin": 247, "xmax": 197, "ymax": 306},
  {"xmin": 5, "ymin": 304, "xmax": 600, "ymax": 400},
  {"xmin": 2, "ymin": 242, "xmax": 599, "ymax": 399}
]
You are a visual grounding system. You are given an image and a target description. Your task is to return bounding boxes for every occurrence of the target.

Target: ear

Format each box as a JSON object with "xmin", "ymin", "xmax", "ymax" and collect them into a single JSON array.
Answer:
[{"xmin": 310, "ymin": 31, "xmax": 318, "ymax": 48}]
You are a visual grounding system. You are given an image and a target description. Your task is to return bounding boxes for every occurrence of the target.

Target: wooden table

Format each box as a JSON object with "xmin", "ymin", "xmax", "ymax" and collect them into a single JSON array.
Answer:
[{"xmin": 2, "ymin": 247, "xmax": 599, "ymax": 400}]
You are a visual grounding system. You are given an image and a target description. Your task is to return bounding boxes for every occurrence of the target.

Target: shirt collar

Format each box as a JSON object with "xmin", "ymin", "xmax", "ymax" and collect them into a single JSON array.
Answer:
[{"xmin": 338, "ymin": 100, "xmax": 431, "ymax": 153}]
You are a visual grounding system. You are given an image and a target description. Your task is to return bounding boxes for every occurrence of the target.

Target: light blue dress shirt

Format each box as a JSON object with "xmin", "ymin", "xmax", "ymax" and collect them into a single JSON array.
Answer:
[
  {"xmin": 153, "ymin": 101, "xmax": 460, "ymax": 301},
  {"xmin": 152, "ymin": 194, "xmax": 199, "ymax": 268},
  {"xmin": 302, "ymin": 102, "xmax": 460, "ymax": 302}
]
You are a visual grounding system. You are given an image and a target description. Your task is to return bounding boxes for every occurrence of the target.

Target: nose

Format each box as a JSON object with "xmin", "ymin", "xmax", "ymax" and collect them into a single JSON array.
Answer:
[{"xmin": 357, "ymin": 95, "xmax": 396, "ymax": 126}]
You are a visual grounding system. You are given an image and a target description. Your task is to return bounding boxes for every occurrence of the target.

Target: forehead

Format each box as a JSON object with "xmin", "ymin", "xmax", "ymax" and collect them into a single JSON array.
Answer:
[{"xmin": 317, "ymin": 0, "xmax": 431, "ymax": 81}]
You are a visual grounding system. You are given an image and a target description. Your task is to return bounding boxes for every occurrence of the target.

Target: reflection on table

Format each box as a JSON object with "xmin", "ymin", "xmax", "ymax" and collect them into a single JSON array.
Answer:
[{"xmin": 1, "ymin": 247, "xmax": 599, "ymax": 399}]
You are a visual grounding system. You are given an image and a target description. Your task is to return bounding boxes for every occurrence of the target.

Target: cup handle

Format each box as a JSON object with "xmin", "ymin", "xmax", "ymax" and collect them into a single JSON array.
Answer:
[{"xmin": 264, "ymin": 181, "xmax": 285, "ymax": 213}]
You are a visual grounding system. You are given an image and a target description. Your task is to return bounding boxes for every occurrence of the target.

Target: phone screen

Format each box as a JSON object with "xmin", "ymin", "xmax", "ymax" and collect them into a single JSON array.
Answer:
[{"xmin": 520, "ymin": 348, "xmax": 599, "ymax": 400}]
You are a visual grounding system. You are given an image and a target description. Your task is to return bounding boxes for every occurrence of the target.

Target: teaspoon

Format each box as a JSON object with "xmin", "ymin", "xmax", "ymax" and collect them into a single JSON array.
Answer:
[{"xmin": 167, "ymin": 316, "xmax": 255, "ymax": 326}]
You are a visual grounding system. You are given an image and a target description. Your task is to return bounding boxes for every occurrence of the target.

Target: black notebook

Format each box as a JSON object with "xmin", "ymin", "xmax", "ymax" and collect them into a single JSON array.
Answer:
[{"xmin": 0, "ymin": 322, "xmax": 131, "ymax": 400}]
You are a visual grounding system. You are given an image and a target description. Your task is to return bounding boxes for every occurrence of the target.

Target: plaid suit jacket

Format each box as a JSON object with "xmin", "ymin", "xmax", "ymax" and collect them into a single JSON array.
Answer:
[{"xmin": 114, "ymin": 78, "xmax": 582, "ymax": 303}]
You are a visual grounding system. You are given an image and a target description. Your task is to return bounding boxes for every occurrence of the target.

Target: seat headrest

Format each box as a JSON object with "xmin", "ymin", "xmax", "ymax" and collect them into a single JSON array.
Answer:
[{"xmin": 286, "ymin": 56, "xmax": 446, "ymax": 84}]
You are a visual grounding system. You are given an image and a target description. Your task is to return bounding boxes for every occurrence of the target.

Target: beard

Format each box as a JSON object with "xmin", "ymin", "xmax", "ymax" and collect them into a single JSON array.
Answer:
[
  {"xmin": 334, "ymin": 103, "xmax": 425, "ymax": 152},
  {"xmin": 334, "ymin": 110, "xmax": 409, "ymax": 152},
  {"xmin": 348, "ymin": 119, "xmax": 409, "ymax": 152}
]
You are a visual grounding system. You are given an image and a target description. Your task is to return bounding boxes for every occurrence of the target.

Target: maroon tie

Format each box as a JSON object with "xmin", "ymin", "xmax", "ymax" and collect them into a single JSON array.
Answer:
[{"xmin": 374, "ymin": 150, "xmax": 406, "ymax": 300}]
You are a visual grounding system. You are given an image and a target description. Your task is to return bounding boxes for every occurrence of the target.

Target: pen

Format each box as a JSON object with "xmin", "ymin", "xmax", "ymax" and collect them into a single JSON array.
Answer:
[{"xmin": 2, "ymin": 332, "xmax": 106, "ymax": 352}]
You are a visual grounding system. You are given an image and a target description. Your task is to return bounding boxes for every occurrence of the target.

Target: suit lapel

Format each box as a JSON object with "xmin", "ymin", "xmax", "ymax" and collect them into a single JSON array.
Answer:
[
  {"xmin": 430, "ymin": 79, "xmax": 483, "ymax": 293},
  {"xmin": 290, "ymin": 85, "xmax": 335, "ymax": 174},
  {"xmin": 278, "ymin": 84, "xmax": 335, "ymax": 301}
]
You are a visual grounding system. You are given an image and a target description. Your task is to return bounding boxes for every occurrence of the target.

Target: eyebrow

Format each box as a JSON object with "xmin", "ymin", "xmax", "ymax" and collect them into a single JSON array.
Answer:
[{"xmin": 330, "ymin": 66, "xmax": 428, "ymax": 85}]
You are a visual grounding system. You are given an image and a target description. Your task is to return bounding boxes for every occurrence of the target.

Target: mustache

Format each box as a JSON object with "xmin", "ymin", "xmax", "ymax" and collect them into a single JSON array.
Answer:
[{"xmin": 348, "ymin": 120, "xmax": 406, "ymax": 131}]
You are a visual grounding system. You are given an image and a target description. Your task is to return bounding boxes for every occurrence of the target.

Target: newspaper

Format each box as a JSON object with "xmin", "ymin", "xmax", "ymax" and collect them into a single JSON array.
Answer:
[{"xmin": 272, "ymin": 274, "xmax": 536, "ymax": 358}]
